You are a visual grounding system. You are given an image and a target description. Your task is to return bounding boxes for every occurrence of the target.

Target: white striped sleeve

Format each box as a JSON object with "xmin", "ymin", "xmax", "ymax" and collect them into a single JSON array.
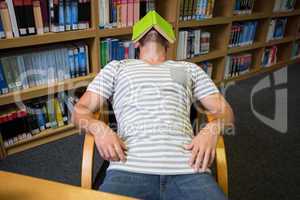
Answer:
[
  {"xmin": 87, "ymin": 61, "xmax": 119, "ymax": 99},
  {"xmin": 190, "ymin": 63, "xmax": 219, "ymax": 100}
]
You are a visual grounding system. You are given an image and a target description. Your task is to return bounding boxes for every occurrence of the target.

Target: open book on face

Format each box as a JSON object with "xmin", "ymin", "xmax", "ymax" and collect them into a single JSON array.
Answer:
[{"xmin": 132, "ymin": 10, "xmax": 176, "ymax": 44}]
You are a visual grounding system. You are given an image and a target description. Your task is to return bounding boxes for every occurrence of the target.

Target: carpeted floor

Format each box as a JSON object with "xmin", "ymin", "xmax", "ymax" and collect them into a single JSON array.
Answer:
[{"xmin": 1, "ymin": 64, "xmax": 299, "ymax": 200}]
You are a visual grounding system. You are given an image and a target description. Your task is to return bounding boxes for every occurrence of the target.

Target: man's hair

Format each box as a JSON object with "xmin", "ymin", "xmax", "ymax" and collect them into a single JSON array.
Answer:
[{"xmin": 138, "ymin": 29, "xmax": 169, "ymax": 50}]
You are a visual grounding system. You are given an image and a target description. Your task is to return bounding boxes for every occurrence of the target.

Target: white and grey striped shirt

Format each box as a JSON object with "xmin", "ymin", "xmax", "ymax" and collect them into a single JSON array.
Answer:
[{"xmin": 87, "ymin": 59, "xmax": 219, "ymax": 175}]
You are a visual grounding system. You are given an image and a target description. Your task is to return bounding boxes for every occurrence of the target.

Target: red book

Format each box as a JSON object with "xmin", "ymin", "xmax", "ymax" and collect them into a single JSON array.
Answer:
[
  {"xmin": 133, "ymin": 0, "xmax": 139, "ymax": 23},
  {"xmin": 127, "ymin": 0, "xmax": 133, "ymax": 26},
  {"xmin": 120, "ymin": 0, "xmax": 127, "ymax": 27}
]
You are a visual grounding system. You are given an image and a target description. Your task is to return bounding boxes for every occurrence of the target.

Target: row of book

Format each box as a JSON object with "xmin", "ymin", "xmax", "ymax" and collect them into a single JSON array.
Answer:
[
  {"xmin": 0, "ymin": 0, "xmax": 91, "ymax": 39},
  {"xmin": 199, "ymin": 61, "xmax": 213, "ymax": 78},
  {"xmin": 229, "ymin": 21, "xmax": 258, "ymax": 48},
  {"xmin": 273, "ymin": 0, "xmax": 296, "ymax": 12},
  {"xmin": 262, "ymin": 46, "xmax": 278, "ymax": 67},
  {"xmin": 0, "ymin": 92, "xmax": 79, "ymax": 148},
  {"xmin": 180, "ymin": 0, "xmax": 215, "ymax": 21},
  {"xmin": 233, "ymin": 0, "xmax": 254, "ymax": 15},
  {"xmin": 224, "ymin": 53, "xmax": 252, "ymax": 78},
  {"xmin": 100, "ymin": 38, "xmax": 136, "ymax": 67},
  {"xmin": 0, "ymin": 42, "xmax": 90, "ymax": 95},
  {"xmin": 266, "ymin": 17, "xmax": 287, "ymax": 42},
  {"xmin": 291, "ymin": 40, "xmax": 300, "ymax": 58},
  {"xmin": 177, "ymin": 29, "xmax": 211, "ymax": 60},
  {"xmin": 99, "ymin": 0, "xmax": 155, "ymax": 29}
]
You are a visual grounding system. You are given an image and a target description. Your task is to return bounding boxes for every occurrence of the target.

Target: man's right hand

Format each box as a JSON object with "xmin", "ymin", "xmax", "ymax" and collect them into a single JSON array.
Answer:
[{"xmin": 93, "ymin": 124, "xmax": 127, "ymax": 162}]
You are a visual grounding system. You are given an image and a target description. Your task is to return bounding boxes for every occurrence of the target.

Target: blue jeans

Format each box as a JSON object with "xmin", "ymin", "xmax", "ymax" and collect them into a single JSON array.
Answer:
[{"xmin": 99, "ymin": 170, "xmax": 227, "ymax": 200}]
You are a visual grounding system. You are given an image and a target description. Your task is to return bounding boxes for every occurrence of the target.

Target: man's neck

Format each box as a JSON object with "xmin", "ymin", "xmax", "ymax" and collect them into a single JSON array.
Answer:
[{"xmin": 139, "ymin": 42, "xmax": 167, "ymax": 65}]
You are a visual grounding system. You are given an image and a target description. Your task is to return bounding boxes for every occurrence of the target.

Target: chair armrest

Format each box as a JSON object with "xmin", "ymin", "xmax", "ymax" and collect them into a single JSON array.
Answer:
[
  {"xmin": 81, "ymin": 133, "xmax": 95, "ymax": 189},
  {"xmin": 215, "ymin": 136, "xmax": 228, "ymax": 195}
]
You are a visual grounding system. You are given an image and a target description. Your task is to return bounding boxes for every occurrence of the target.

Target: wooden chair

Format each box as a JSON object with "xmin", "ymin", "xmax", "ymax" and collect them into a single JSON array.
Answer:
[{"xmin": 80, "ymin": 109, "xmax": 228, "ymax": 195}]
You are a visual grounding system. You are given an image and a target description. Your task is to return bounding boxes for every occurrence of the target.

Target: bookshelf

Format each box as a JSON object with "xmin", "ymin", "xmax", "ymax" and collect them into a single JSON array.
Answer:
[{"xmin": 0, "ymin": 0, "xmax": 300, "ymax": 158}]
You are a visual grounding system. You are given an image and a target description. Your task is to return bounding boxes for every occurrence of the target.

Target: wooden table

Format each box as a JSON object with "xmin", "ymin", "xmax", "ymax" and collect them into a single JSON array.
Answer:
[{"xmin": 0, "ymin": 171, "xmax": 136, "ymax": 200}]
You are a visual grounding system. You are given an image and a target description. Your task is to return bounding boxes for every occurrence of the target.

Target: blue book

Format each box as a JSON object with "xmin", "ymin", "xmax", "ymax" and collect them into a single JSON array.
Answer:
[
  {"xmin": 35, "ymin": 105, "xmax": 46, "ymax": 131},
  {"xmin": 246, "ymin": 22, "xmax": 252, "ymax": 44},
  {"xmin": 73, "ymin": 48, "xmax": 80, "ymax": 77},
  {"xmin": 251, "ymin": 21, "xmax": 258, "ymax": 43},
  {"xmin": 117, "ymin": 42, "xmax": 125, "ymax": 60},
  {"xmin": 65, "ymin": 0, "xmax": 72, "ymax": 31},
  {"xmin": 78, "ymin": 45, "xmax": 86, "ymax": 76},
  {"xmin": 71, "ymin": 0, "xmax": 78, "ymax": 30},
  {"xmin": 68, "ymin": 49, "xmax": 76, "ymax": 78},
  {"xmin": 0, "ymin": 16, "xmax": 4, "ymax": 39},
  {"xmin": 111, "ymin": 39, "xmax": 118, "ymax": 60},
  {"xmin": 59, "ymin": 0, "xmax": 65, "ymax": 31},
  {"xmin": 0, "ymin": 61, "xmax": 8, "ymax": 94}
]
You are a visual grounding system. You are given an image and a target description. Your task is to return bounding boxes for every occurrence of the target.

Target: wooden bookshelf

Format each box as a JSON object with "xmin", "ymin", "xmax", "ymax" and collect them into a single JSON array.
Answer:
[
  {"xmin": 0, "ymin": 74, "xmax": 96, "ymax": 106},
  {"xmin": 6, "ymin": 125, "xmax": 79, "ymax": 155},
  {"xmin": 231, "ymin": 12, "xmax": 269, "ymax": 21},
  {"xmin": 228, "ymin": 42, "xmax": 265, "ymax": 54},
  {"xmin": 0, "ymin": 29, "xmax": 97, "ymax": 50},
  {"xmin": 1, "ymin": 0, "xmax": 300, "ymax": 158}
]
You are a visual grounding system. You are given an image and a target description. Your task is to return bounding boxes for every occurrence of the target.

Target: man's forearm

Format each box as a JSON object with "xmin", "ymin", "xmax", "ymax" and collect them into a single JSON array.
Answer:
[{"xmin": 72, "ymin": 104, "xmax": 109, "ymax": 137}]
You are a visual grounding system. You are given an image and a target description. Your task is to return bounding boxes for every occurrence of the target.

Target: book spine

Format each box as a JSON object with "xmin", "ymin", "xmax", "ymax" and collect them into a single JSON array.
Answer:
[
  {"xmin": 0, "ymin": 61, "xmax": 8, "ymax": 94},
  {"xmin": 24, "ymin": 0, "xmax": 36, "ymax": 34},
  {"xmin": 6, "ymin": 0, "xmax": 19, "ymax": 37},
  {"xmin": 127, "ymin": 0, "xmax": 133, "ymax": 27},
  {"xmin": 71, "ymin": 0, "xmax": 78, "ymax": 29},
  {"xmin": 58, "ymin": 0, "xmax": 64, "ymax": 31},
  {"xmin": 78, "ymin": 45, "xmax": 87, "ymax": 76},
  {"xmin": 39, "ymin": 0, "xmax": 49, "ymax": 32},
  {"xmin": 67, "ymin": 48, "xmax": 75, "ymax": 78},
  {"xmin": 54, "ymin": 98, "xmax": 64, "ymax": 127},
  {"xmin": 0, "ymin": 12, "xmax": 4, "ymax": 38},
  {"xmin": 73, "ymin": 47, "xmax": 79, "ymax": 77},
  {"xmin": 13, "ymin": 0, "xmax": 27, "ymax": 36},
  {"xmin": 64, "ymin": 0, "xmax": 71, "ymax": 30},
  {"xmin": 133, "ymin": 0, "xmax": 139, "ymax": 23},
  {"xmin": 33, "ymin": 0, "xmax": 44, "ymax": 34},
  {"xmin": 120, "ymin": 0, "xmax": 127, "ymax": 27},
  {"xmin": 0, "ymin": 1, "xmax": 13, "ymax": 38},
  {"xmin": 51, "ymin": 0, "xmax": 59, "ymax": 32}
]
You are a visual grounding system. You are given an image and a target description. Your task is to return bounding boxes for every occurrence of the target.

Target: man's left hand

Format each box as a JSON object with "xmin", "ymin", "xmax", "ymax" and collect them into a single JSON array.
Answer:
[{"xmin": 185, "ymin": 130, "xmax": 218, "ymax": 172}]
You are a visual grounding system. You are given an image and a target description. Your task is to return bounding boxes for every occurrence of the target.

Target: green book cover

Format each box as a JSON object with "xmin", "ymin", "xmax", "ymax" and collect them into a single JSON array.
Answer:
[
  {"xmin": 132, "ymin": 10, "xmax": 176, "ymax": 44},
  {"xmin": 0, "ymin": 57, "xmax": 17, "ymax": 92}
]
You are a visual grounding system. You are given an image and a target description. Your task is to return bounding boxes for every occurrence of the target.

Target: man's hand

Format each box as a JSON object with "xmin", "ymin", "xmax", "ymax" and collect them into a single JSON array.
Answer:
[
  {"xmin": 93, "ymin": 123, "xmax": 127, "ymax": 162},
  {"xmin": 185, "ymin": 130, "xmax": 218, "ymax": 172}
]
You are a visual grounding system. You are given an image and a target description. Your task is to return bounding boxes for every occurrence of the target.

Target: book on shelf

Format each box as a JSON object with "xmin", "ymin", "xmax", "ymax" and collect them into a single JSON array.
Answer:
[
  {"xmin": 233, "ymin": 0, "xmax": 254, "ymax": 15},
  {"xmin": 0, "ymin": 0, "xmax": 90, "ymax": 39},
  {"xmin": 0, "ymin": 42, "xmax": 90, "ymax": 95},
  {"xmin": 177, "ymin": 29, "xmax": 211, "ymax": 60},
  {"xmin": 199, "ymin": 61, "xmax": 213, "ymax": 78},
  {"xmin": 0, "ymin": 8, "xmax": 5, "ymax": 38},
  {"xmin": 179, "ymin": 0, "xmax": 215, "ymax": 21},
  {"xmin": 100, "ymin": 38, "xmax": 136, "ymax": 67},
  {"xmin": 266, "ymin": 17, "xmax": 287, "ymax": 42},
  {"xmin": 0, "ymin": 92, "xmax": 76, "ymax": 148},
  {"xmin": 273, "ymin": 0, "xmax": 296, "ymax": 12},
  {"xmin": 291, "ymin": 40, "xmax": 300, "ymax": 58},
  {"xmin": 0, "ymin": 1, "xmax": 14, "ymax": 38},
  {"xmin": 229, "ymin": 21, "xmax": 258, "ymax": 48},
  {"xmin": 99, "ymin": 0, "xmax": 154, "ymax": 29},
  {"xmin": 262, "ymin": 46, "xmax": 278, "ymax": 67},
  {"xmin": 224, "ymin": 53, "xmax": 252, "ymax": 79}
]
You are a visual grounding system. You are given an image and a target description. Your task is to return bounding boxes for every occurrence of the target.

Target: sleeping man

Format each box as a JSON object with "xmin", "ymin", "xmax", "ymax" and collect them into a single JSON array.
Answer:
[{"xmin": 73, "ymin": 11, "xmax": 234, "ymax": 200}]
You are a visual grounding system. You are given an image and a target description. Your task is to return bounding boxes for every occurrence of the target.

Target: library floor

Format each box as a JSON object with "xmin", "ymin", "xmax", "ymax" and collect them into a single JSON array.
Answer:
[{"xmin": 1, "ymin": 64, "xmax": 300, "ymax": 200}]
